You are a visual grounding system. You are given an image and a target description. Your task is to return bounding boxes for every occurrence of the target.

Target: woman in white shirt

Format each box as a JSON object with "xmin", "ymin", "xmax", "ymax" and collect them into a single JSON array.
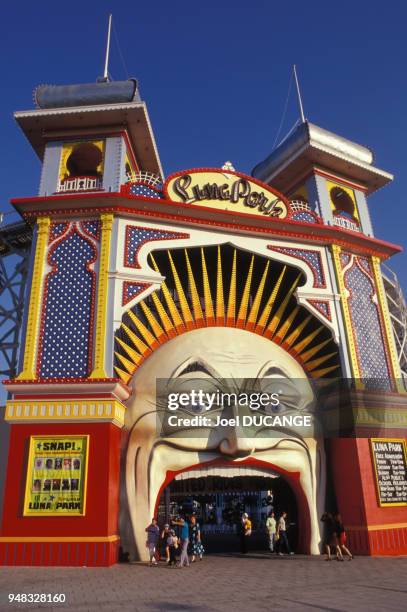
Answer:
[{"xmin": 266, "ymin": 511, "xmax": 277, "ymax": 552}]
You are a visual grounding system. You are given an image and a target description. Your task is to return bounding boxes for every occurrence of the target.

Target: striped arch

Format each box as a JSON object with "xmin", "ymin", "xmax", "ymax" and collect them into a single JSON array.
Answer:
[{"xmin": 114, "ymin": 244, "xmax": 340, "ymax": 384}]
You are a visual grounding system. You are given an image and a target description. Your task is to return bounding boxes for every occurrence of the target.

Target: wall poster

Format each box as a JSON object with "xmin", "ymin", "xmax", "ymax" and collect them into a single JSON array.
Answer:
[
  {"xmin": 23, "ymin": 435, "xmax": 89, "ymax": 515},
  {"xmin": 370, "ymin": 438, "xmax": 407, "ymax": 507}
]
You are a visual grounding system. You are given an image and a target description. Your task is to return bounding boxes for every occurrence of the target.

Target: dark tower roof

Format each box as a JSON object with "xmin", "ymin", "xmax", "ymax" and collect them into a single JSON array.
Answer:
[
  {"xmin": 34, "ymin": 79, "xmax": 139, "ymax": 109},
  {"xmin": 252, "ymin": 121, "xmax": 392, "ymax": 195}
]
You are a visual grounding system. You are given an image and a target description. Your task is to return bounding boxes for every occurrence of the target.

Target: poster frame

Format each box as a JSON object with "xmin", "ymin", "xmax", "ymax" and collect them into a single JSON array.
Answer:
[
  {"xmin": 370, "ymin": 437, "xmax": 407, "ymax": 508},
  {"xmin": 23, "ymin": 434, "xmax": 90, "ymax": 517}
]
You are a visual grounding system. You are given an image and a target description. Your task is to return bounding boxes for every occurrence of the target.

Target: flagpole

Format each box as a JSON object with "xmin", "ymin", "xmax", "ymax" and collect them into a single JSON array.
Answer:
[
  {"xmin": 103, "ymin": 14, "xmax": 113, "ymax": 81},
  {"xmin": 293, "ymin": 64, "xmax": 306, "ymax": 123}
]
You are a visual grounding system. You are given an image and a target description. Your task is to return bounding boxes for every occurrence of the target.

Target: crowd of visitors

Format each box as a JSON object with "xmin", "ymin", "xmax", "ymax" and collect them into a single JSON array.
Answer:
[
  {"xmin": 145, "ymin": 508, "xmax": 298, "ymax": 566},
  {"xmin": 243, "ymin": 510, "xmax": 294, "ymax": 555},
  {"xmin": 144, "ymin": 509, "xmax": 353, "ymax": 566},
  {"xmin": 145, "ymin": 514, "xmax": 205, "ymax": 567}
]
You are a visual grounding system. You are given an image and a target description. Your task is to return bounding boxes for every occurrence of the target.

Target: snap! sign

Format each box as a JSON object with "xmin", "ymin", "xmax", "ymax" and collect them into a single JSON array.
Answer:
[
  {"xmin": 23, "ymin": 435, "xmax": 89, "ymax": 515},
  {"xmin": 164, "ymin": 168, "xmax": 290, "ymax": 219}
]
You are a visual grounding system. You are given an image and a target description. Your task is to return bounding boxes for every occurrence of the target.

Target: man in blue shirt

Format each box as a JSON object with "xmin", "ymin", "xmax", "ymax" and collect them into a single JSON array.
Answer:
[
  {"xmin": 172, "ymin": 517, "xmax": 190, "ymax": 567},
  {"xmin": 145, "ymin": 518, "xmax": 160, "ymax": 566}
]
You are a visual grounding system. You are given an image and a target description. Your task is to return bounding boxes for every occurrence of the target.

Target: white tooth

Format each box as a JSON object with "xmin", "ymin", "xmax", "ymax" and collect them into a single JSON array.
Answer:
[{"xmin": 174, "ymin": 466, "xmax": 280, "ymax": 479}]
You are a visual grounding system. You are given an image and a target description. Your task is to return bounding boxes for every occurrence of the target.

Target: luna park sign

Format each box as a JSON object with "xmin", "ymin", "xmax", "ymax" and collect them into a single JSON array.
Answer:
[{"xmin": 164, "ymin": 169, "xmax": 290, "ymax": 219}]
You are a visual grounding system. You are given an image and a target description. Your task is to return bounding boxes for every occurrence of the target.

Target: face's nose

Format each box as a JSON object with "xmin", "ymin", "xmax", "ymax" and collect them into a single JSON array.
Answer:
[
  {"xmin": 219, "ymin": 429, "xmax": 255, "ymax": 457},
  {"xmin": 218, "ymin": 404, "xmax": 255, "ymax": 457}
]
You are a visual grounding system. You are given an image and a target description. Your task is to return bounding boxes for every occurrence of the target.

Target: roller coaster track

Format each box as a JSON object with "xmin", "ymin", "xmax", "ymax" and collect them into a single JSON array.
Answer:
[
  {"xmin": 382, "ymin": 264, "xmax": 407, "ymax": 389},
  {"xmin": 0, "ymin": 217, "xmax": 32, "ymax": 382}
]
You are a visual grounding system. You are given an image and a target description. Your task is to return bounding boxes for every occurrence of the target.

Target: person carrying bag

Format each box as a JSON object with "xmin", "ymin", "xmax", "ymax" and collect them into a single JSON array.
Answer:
[{"xmin": 240, "ymin": 513, "xmax": 252, "ymax": 553}]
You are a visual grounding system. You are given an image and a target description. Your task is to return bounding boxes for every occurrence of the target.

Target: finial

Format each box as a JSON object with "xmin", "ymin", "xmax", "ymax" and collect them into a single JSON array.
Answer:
[{"xmin": 222, "ymin": 161, "xmax": 236, "ymax": 171}]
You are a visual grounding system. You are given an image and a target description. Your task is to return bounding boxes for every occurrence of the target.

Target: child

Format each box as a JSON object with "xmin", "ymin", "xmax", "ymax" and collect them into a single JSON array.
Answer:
[
  {"xmin": 167, "ymin": 529, "xmax": 179, "ymax": 566},
  {"xmin": 161, "ymin": 523, "xmax": 171, "ymax": 563}
]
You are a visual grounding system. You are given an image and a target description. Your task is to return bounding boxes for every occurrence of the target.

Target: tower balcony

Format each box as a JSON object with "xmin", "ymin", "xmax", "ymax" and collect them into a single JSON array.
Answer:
[
  {"xmin": 332, "ymin": 212, "xmax": 360, "ymax": 232},
  {"xmin": 57, "ymin": 175, "xmax": 103, "ymax": 193}
]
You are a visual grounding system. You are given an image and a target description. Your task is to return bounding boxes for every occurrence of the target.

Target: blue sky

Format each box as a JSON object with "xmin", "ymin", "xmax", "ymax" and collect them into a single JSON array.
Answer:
[{"xmin": 1, "ymin": 1, "xmax": 406, "ymax": 284}]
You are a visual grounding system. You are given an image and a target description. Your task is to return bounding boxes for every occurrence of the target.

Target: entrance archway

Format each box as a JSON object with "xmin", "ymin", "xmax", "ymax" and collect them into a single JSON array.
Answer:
[
  {"xmin": 154, "ymin": 458, "xmax": 311, "ymax": 554},
  {"xmin": 157, "ymin": 468, "xmax": 299, "ymax": 553}
]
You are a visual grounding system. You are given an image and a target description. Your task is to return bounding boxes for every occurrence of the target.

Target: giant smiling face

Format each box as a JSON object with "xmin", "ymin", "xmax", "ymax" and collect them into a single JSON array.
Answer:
[{"xmin": 119, "ymin": 327, "xmax": 325, "ymax": 560}]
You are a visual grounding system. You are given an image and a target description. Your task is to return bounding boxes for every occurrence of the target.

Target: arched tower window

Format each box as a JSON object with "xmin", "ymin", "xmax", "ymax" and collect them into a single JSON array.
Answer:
[
  {"xmin": 66, "ymin": 143, "xmax": 102, "ymax": 178},
  {"xmin": 58, "ymin": 141, "xmax": 104, "ymax": 192},
  {"xmin": 330, "ymin": 186, "xmax": 355, "ymax": 218}
]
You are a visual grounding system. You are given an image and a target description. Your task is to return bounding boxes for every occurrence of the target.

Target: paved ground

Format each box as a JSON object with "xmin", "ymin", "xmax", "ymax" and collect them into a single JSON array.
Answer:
[{"xmin": 0, "ymin": 553, "xmax": 406, "ymax": 612}]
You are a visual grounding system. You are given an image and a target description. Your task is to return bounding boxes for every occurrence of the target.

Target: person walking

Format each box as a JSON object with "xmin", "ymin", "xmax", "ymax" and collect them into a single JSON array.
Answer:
[
  {"xmin": 189, "ymin": 515, "xmax": 204, "ymax": 562},
  {"xmin": 161, "ymin": 523, "xmax": 171, "ymax": 563},
  {"xmin": 172, "ymin": 517, "xmax": 190, "ymax": 567},
  {"xmin": 240, "ymin": 513, "xmax": 252, "ymax": 554},
  {"xmin": 145, "ymin": 518, "xmax": 160, "ymax": 566},
  {"xmin": 266, "ymin": 511, "xmax": 277, "ymax": 553},
  {"xmin": 321, "ymin": 512, "xmax": 343, "ymax": 561},
  {"xmin": 321, "ymin": 512, "xmax": 335, "ymax": 560},
  {"xmin": 334, "ymin": 513, "xmax": 353, "ymax": 560},
  {"xmin": 277, "ymin": 512, "xmax": 294, "ymax": 555},
  {"xmin": 167, "ymin": 529, "xmax": 179, "ymax": 566}
]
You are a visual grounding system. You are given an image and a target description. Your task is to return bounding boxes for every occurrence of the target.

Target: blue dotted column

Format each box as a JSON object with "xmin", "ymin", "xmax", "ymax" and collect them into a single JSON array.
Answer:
[
  {"xmin": 39, "ymin": 231, "xmax": 96, "ymax": 378},
  {"xmin": 345, "ymin": 263, "xmax": 390, "ymax": 380}
]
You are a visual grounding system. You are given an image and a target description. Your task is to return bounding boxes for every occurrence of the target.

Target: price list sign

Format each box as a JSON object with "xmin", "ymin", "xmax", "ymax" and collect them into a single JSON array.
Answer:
[{"xmin": 371, "ymin": 438, "xmax": 407, "ymax": 506}]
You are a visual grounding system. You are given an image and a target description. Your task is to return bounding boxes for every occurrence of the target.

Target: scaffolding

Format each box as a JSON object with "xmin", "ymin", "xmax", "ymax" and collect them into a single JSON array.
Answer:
[
  {"xmin": 382, "ymin": 263, "xmax": 407, "ymax": 388},
  {"xmin": 0, "ymin": 217, "xmax": 32, "ymax": 383}
]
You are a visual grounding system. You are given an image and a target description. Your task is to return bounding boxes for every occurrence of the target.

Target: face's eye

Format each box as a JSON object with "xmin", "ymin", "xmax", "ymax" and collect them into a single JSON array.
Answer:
[
  {"xmin": 252, "ymin": 378, "xmax": 303, "ymax": 414},
  {"xmin": 164, "ymin": 377, "xmax": 223, "ymax": 415},
  {"xmin": 274, "ymin": 381, "xmax": 302, "ymax": 409},
  {"xmin": 253, "ymin": 362, "xmax": 316, "ymax": 414},
  {"xmin": 164, "ymin": 359, "xmax": 223, "ymax": 415},
  {"xmin": 187, "ymin": 400, "xmax": 214, "ymax": 414}
]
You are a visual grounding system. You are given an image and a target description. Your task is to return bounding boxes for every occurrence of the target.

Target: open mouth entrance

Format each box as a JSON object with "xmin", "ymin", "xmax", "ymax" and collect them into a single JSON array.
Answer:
[{"xmin": 157, "ymin": 465, "xmax": 298, "ymax": 553}]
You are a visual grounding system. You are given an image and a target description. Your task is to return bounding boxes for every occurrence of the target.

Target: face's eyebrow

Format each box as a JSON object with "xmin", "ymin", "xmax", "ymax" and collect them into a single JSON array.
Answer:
[
  {"xmin": 262, "ymin": 366, "xmax": 288, "ymax": 377},
  {"xmin": 171, "ymin": 358, "xmax": 219, "ymax": 379},
  {"xmin": 257, "ymin": 363, "xmax": 289, "ymax": 379}
]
